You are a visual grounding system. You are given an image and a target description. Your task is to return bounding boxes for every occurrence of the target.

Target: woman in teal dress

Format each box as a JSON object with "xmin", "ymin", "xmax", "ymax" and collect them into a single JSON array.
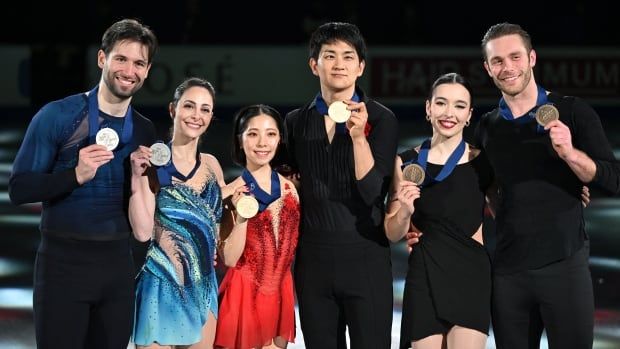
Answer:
[{"xmin": 128, "ymin": 77, "xmax": 226, "ymax": 348}]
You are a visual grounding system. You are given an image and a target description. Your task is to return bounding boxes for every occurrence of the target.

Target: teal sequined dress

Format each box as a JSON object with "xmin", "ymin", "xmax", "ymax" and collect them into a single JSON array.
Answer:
[{"xmin": 133, "ymin": 158, "xmax": 222, "ymax": 345}]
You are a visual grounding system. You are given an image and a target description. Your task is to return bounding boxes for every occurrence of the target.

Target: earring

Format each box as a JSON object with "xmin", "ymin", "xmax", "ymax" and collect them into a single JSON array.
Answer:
[
  {"xmin": 425, "ymin": 114, "xmax": 430, "ymax": 121},
  {"xmin": 465, "ymin": 120, "xmax": 470, "ymax": 127}
]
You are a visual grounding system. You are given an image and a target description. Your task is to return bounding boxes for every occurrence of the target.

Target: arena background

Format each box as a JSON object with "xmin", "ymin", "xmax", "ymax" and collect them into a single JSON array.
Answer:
[{"xmin": 1, "ymin": 1, "xmax": 618, "ymax": 347}]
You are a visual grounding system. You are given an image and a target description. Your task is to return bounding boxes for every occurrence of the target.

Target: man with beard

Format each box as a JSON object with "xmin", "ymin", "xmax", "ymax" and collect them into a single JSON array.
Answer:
[
  {"xmin": 475, "ymin": 22, "xmax": 620, "ymax": 348},
  {"xmin": 9, "ymin": 18, "xmax": 158, "ymax": 349}
]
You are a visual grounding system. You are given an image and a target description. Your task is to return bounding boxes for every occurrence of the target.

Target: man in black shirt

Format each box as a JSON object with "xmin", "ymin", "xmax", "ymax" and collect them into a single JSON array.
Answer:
[
  {"xmin": 284, "ymin": 22, "xmax": 398, "ymax": 348},
  {"xmin": 475, "ymin": 22, "xmax": 620, "ymax": 349}
]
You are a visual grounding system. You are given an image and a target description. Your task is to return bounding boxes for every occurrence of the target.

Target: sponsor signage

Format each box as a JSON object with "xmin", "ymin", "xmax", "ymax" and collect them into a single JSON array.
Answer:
[
  {"xmin": 87, "ymin": 46, "xmax": 620, "ymax": 108},
  {"xmin": 369, "ymin": 47, "xmax": 620, "ymax": 105}
]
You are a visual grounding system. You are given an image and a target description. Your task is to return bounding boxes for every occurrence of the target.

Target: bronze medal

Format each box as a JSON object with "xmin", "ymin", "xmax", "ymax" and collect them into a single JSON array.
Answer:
[
  {"xmin": 402, "ymin": 163, "xmax": 425, "ymax": 185},
  {"xmin": 535, "ymin": 104, "xmax": 559, "ymax": 126}
]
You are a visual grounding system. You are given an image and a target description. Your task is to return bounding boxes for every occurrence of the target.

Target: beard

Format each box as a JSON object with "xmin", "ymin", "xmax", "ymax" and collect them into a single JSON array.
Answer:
[
  {"xmin": 495, "ymin": 67, "xmax": 533, "ymax": 97},
  {"xmin": 102, "ymin": 72, "xmax": 144, "ymax": 100}
]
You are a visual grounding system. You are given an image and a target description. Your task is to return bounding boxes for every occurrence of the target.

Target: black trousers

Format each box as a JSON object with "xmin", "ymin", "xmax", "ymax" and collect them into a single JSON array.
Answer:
[
  {"xmin": 492, "ymin": 243, "xmax": 594, "ymax": 349},
  {"xmin": 34, "ymin": 236, "xmax": 135, "ymax": 349},
  {"xmin": 294, "ymin": 242, "xmax": 393, "ymax": 349}
]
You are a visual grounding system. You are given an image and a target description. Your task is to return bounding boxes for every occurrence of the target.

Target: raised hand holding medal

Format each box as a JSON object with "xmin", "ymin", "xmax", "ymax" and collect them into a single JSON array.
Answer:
[
  {"xmin": 344, "ymin": 100, "xmax": 368, "ymax": 138},
  {"xmin": 231, "ymin": 184, "xmax": 259, "ymax": 219},
  {"xmin": 541, "ymin": 104, "xmax": 576, "ymax": 160},
  {"xmin": 234, "ymin": 169, "xmax": 282, "ymax": 220}
]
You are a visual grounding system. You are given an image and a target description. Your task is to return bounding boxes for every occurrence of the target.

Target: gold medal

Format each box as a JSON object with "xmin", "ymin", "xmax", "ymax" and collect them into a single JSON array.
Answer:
[
  {"xmin": 535, "ymin": 104, "xmax": 559, "ymax": 126},
  {"xmin": 236, "ymin": 195, "xmax": 259, "ymax": 219},
  {"xmin": 327, "ymin": 101, "xmax": 351, "ymax": 123},
  {"xmin": 402, "ymin": 163, "xmax": 425, "ymax": 185}
]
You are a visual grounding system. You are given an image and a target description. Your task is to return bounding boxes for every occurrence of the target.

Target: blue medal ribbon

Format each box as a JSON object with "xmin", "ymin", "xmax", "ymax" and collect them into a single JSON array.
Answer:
[
  {"xmin": 88, "ymin": 85, "xmax": 134, "ymax": 148},
  {"xmin": 402, "ymin": 138, "xmax": 466, "ymax": 186},
  {"xmin": 314, "ymin": 92, "xmax": 360, "ymax": 134},
  {"xmin": 241, "ymin": 169, "xmax": 281, "ymax": 213},
  {"xmin": 156, "ymin": 143, "xmax": 201, "ymax": 187},
  {"xmin": 499, "ymin": 84, "xmax": 550, "ymax": 133}
]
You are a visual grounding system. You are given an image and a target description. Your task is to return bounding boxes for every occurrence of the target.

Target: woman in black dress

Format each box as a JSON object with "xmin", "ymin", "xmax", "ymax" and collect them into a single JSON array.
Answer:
[{"xmin": 384, "ymin": 72, "xmax": 494, "ymax": 349}]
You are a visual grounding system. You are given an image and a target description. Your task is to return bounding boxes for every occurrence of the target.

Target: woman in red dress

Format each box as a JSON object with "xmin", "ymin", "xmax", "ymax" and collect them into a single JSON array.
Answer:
[{"xmin": 215, "ymin": 104, "xmax": 299, "ymax": 349}]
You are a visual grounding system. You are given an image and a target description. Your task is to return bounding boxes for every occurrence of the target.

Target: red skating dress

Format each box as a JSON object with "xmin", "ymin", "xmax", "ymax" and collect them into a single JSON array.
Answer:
[{"xmin": 215, "ymin": 183, "xmax": 299, "ymax": 349}]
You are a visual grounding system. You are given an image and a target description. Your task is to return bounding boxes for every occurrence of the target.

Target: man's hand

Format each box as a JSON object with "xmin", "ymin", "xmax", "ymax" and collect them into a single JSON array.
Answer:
[
  {"xmin": 405, "ymin": 231, "xmax": 423, "ymax": 253},
  {"xmin": 346, "ymin": 100, "xmax": 368, "ymax": 140},
  {"xmin": 405, "ymin": 221, "xmax": 423, "ymax": 253},
  {"xmin": 545, "ymin": 119, "xmax": 574, "ymax": 160},
  {"xmin": 581, "ymin": 185, "xmax": 590, "ymax": 207},
  {"xmin": 75, "ymin": 144, "xmax": 114, "ymax": 185}
]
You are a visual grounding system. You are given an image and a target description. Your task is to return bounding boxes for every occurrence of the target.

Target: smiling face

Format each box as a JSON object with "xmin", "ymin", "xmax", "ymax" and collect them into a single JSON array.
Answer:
[
  {"xmin": 309, "ymin": 40, "xmax": 365, "ymax": 94},
  {"xmin": 170, "ymin": 86, "xmax": 214, "ymax": 140},
  {"xmin": 426, "ymin": 83, "xmax": 472, "ymax": 139},
  {"xmin": 98, "ymin": 39, "xmax": 151, "ymax": 100},
  {"xmin": 241, "ymin": 114, "xmax": 281, "ymax": 169},
  {"xmin": 483, "ymin": 34, "xmax": 536, "ymax": 97}
]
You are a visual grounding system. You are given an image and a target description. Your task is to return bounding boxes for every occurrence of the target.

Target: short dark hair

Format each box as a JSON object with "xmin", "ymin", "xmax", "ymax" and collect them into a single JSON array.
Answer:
[
  {"xmin": 231, "ymin": 104, "xmax": 285, "ymax": 167},
  {"xmin": 309, "ymin": 22, "xmax": 367, "ymax": 62},
  {"xmin": 481, "ymin": 22, "xmax": 532, "ymax": 61},
  {"xmin": 428, "ymin": 72, "xmax": 474, "ymax": 107},
  {"xmin": 101, "ymin": 18, "xmax": 158, "ymax": 64}
]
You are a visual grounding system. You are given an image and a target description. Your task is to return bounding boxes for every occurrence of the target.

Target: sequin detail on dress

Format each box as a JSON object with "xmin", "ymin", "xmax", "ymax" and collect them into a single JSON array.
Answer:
[
  {"xmin": 215, "ymin": 183, "xmax": 300, "ymax": 349},
  {"xmin": 133, "ymin": 158, "xmax": 222, "ymax": 346}
]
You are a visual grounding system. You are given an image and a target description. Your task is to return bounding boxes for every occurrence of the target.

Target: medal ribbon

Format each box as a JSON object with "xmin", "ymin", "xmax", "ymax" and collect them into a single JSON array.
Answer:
[
  {"xmin": 241, "ymin": 169, "xmax": 281, "ymax": 213},
  {"xmin": 404, "ymin": 138, "xmax": 465, "ymax": 186},
  {"xmin": 499, "ymin": 84, "xmax": 549, "ymax": 132},
  {"xmin": 314, "ymin": 92, "xmax": 360, "ymax": 134},
  {"xmin": 156, "ymin": 143, "xmax": 201, "ymax": 187},
  {"xmin": 88, "ymin": 85, "xmax": 134, "ymax": 148}
]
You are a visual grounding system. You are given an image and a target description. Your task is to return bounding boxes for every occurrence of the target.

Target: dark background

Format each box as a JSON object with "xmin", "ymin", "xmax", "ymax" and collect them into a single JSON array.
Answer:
[
  {"xmin": 1, "ymin": 1, "xmax": 619, "ymax": 347},
  {"xmin": 3, "ymin": 0, "xmax": 617, "ymax": 109}
]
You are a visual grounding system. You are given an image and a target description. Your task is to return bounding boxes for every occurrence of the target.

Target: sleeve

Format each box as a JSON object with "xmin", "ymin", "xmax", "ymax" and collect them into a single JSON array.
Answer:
[
  {"xmin": 476, "ymin": 149, "xmax": 495, "ymax": 192},
  {"xmin": 473, "ymin": 112, "xmax": 489, "ymax": 149},
  {"xmin": 9, "ymin": 104, "xmax": 80, "ymax": 205},
  {"xmin": 571, "ymin": 97, "xmax": 620, "ymax": 195},
  {"xmin": 356, "ymin": 106, "xmax": 399, "ymax": 205},
  {"xmin": 139, "ymin": 116, "xmax": 157, "ymax": 146}
]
